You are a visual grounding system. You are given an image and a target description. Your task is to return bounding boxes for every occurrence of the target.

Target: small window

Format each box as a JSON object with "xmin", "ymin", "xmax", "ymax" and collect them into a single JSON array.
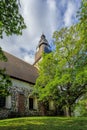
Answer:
[
  {"xmin": 29, "ymin": 98, "xmax": 33, "ymax": 110},
  {"xmin": 0, "ymin": 97, "xmax": 5, "ymax": 108}
]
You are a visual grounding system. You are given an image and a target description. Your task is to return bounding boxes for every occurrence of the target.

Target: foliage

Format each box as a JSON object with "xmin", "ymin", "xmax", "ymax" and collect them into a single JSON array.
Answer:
[
  {"xmin": 34, "ymin": 52, "xmax": 56, "ymax": 101},
  {"xmin": 77, "ymin": 0, "xmax": 87, "ymax": 46},
  {"xmin": 0, "ymin": 0, "xmax": 26, "ymax": 38},
  {"xmin": 0, "ymin": 117, "xmax": 87, "ymax": 130},
  {"xmin": 74, "ymin": 94, "xmax": 87, "ymax": 117},
  {"xmin": 0, "ymin": 46, "xmax": 12, "ymax": 97},
  {"xmin": 0, "ymin": 69, "xmax": 12, "ymax": 97},
  {"xmin": 34, "ymin": 25, "xmax": 87, "ymax": 116},
  {"xmin": 0, "ymin": 47, "xmax": 12, "ymax": 97},
  {"xmin": 0, "ymin": 47, "xmax": 7, "ymax": 61},
  {"xmin": 34, "ymin": 0, "xmax": 87, "ymax": 116},
  {"xmin": 0, "ymin": 0, "xmax": 26, "ymax": 96}
]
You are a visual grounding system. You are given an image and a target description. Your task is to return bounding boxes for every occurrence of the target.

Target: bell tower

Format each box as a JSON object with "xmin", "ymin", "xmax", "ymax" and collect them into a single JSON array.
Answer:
[{"xmin": 34, "ymin": 34, "xmax": 51, "ymax": 65}]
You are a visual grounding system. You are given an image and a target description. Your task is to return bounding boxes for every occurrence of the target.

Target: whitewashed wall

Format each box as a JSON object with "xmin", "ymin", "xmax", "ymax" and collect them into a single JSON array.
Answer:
[
  {"xmin": 11, "ymin": 78, "xmax": 33, "ymax": 91},
  {"xmin": 10, "ymin": 78, "xmax": 38, "ymax": 112}
]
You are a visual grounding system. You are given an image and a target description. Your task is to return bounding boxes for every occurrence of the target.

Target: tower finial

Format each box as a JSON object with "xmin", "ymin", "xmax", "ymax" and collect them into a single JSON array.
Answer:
[{"xmin": 41, "ymin": 33, "xmax": 45, "ymax": 39}]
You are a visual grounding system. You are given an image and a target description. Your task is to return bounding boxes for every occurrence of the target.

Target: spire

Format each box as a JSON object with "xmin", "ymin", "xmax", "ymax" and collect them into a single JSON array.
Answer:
[
  {"xmin": 37, "ymin": 34, "xmax": 50, "ymax": 48},
  {"xmin": 34, "ymin": 34, "xmax": 51, "ymax": 66}
]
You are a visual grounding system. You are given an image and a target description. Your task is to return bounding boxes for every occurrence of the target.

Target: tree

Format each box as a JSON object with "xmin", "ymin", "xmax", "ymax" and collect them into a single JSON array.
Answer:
[
  {"xmin": 34, "ymin": 0, "xmax": 87, "ymax": 117},
  {"xmin": 0, "ymin": 69, "xmax": 12, "ymax": 97},
  {"xmin": 0, "ymin": 0, "xmax": 26, "ymax": 97},
  {"xmin": 34, "ymin": 25, "xmax": 87, "ymax": 116},
  {"xmin": 74, "ymin": 94, "xmax": 87, "ymax": 116},
  {"xmin": 34, "ymin": 53, "xmax": 56, "ymax": 100},
  {"xmin": 73, "ymin": 0, "xmax": 87, "ymax": 117},
  {"xmin": 34, "ymin": 52, "xmax": 57, "ymax": 115},
  {"xmin": 0, "ymin": 47, "xmax": 12, "ymax": 97},
  {"xmin": 0, "ymin": 0, "xmax": 26, "ymax": 38},
  {"xmin": 53, "ymin": 25, "xmax": 87, "ymax": 116},
  {"xmin": 78, "ymin": 0, "xmax": 87, "ymax": 46}
]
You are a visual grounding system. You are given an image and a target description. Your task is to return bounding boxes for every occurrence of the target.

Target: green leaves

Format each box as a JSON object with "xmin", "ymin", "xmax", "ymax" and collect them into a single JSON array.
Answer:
[
  {"xmin": 34, "ymin": 0, "xmax": 87, "ymax": 116},
  {"xmin": 75, "ymin": 94, "xmax": 87, "ymax": 116},
  {"xmin": 0, "ymin": 0, "xmax": 26, "ymax": 38},
  {"xmin": 78, "ymin": 0, "xmax": 87, "ymax": 47},
  {"xmin": 0, "ymin": 47, "xmax": 7, "ymax": 61},
  {"xmin": 0, "ymin": 69, "xmax": 12, "ymax": 97},
  {"xmin": 0, "ymin": 0, "xmax": 26, "ymax": 96}
]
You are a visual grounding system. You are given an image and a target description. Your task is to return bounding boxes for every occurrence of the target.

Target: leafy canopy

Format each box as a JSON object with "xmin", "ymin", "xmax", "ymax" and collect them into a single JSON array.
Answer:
[
  {"xmin": 0, "ymin": 0, "xmax": 26, "ymax": 38},
  {"xmin": 34, "ymin": 0, "xmax": 87, "ymax": 116},
  {"xmin": 0, "ymin": 0, "xmax": 26, "ymax": 97}
]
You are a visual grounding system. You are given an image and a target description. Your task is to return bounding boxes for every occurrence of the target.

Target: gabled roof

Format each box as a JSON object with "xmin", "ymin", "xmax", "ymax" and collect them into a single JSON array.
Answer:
[{"xmin": 0, "ymin": 52, "xmax": 38, "ymax": 84}]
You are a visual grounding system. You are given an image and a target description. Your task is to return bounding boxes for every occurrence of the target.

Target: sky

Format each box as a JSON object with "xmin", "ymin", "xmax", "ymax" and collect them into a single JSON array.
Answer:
[{"xmin": 0, "ymin": 0, "xmax": 81, "ymax": 64}]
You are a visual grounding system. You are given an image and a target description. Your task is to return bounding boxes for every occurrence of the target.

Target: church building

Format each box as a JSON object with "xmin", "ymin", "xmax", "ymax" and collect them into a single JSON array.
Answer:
[{"xmin": 0, "ymin": 34, "xmax": 55, "ymax": 118}]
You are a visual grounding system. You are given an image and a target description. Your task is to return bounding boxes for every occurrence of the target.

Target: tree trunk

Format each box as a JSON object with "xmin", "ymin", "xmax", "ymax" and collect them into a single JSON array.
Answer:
[{"xmin": 64, "ymin": 106, "xmax": 72, "ymax": 117}]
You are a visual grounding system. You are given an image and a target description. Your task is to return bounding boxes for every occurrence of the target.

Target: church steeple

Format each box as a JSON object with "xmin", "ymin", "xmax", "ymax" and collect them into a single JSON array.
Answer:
[
  {"xmin": 34, "ymin": 34, "xmax": 51, "ymax": 65},
  {"xmin": 37, "ymin": 34, "xmax": 49, "ymax": 48}
]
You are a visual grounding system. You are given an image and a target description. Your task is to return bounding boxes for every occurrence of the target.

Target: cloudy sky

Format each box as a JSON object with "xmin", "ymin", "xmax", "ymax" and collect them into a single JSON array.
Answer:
[{"xmin": 0, "ymin": 0, "xmax": 81, "ymax": 64}]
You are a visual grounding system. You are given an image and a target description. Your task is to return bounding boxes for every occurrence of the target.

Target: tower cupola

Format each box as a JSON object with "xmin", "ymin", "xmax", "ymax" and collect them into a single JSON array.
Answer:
[
  {"xmin": 34, "ymin": 34, "xmax": 51, "ymax": 65},
  {"xmin": 38, "ymin": 34, "xmax": 49, "ymax": 47}
]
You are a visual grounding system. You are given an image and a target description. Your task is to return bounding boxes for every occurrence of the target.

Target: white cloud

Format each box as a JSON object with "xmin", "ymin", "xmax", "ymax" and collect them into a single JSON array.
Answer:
[
  {"xmin": 24, "ymin": 55, "xmax": 34, "ymax": 64},
  {"xmin": 47, "ymin": 0, "xmax": 56, "ymax": 11},
  {"xmin": 64, "ymin": 1, "xmax": 77, "ymax": 26},
  {"xmin": 0, "ymin": 0, "xmax": 81, "ymax": 64},
  {"xmin": 46, "ymin": 0, "xmax": 58, "ymax": 33}
]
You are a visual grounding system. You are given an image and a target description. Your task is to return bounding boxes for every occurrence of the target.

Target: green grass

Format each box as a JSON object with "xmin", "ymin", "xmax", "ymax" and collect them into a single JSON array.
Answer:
[{"xmin": 0, "ymin": 117, "xmax": 87, "ymax": 130}]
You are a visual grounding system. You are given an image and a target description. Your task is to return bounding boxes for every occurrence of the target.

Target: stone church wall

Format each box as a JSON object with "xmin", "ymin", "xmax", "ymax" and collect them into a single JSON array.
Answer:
[
  {"xmin": 0, "ymin": 78, "xmax": 39, "ymax": 119},
  {"xmin": 0, "ymin": 78, "xmax": 56, "ymax": 119}
]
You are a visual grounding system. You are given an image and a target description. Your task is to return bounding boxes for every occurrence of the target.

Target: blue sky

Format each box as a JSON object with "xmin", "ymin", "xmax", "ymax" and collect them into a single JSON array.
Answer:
[{"xmin": 0, "ymin": 0, "xmax": 81, "ymax": 64}]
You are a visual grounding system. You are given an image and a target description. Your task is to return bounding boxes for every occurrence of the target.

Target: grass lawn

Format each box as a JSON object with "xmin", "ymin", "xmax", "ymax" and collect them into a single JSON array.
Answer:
[{"xmin": 0, "ymin": 117, "xmax": 87, "ymax": 130}]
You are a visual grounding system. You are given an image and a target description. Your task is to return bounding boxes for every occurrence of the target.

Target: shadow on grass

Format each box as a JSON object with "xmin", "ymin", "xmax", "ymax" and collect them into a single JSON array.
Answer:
[{"xmin": 0, "ymin": 117, "xmax": 87, "ymax": 130}]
